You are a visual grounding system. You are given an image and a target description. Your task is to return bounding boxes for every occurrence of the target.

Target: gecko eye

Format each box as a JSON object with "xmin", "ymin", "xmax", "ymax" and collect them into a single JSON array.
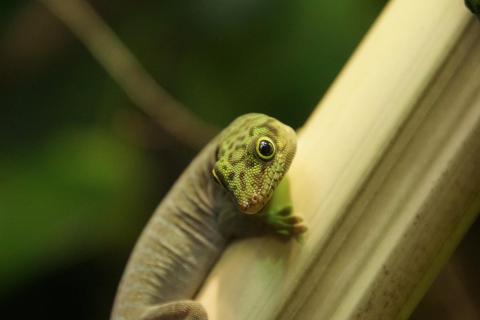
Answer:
[{"xmin": 256, "ymin": 136, "xmax": 276, "ymax": 161}]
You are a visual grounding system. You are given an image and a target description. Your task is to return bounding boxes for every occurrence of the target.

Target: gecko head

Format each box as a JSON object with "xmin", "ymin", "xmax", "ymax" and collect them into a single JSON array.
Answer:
[{"xmin": 211, "ymin": 113, "xmax": 297, "ymax": 214}]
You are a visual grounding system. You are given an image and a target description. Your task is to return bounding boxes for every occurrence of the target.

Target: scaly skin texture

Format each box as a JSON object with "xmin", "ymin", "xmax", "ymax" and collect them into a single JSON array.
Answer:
[{"xmin": 111, "ymin": 113, "xmax": 306, "ymax": 320}]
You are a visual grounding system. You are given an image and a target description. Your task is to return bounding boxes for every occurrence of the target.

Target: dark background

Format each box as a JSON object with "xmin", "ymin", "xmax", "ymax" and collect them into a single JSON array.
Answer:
[{"xmin": 1, "ymin": 1, "xmax": 478, "ymax": 319}]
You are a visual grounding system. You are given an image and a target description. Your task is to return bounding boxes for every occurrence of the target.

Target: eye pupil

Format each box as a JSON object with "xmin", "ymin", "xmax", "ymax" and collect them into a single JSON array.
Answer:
[
  {"xmin": 259, "ymin": 140, "xmax": 273, "ymax": 156},
  {"xmin": 256, "ymin": 137, "xmax": 276, "ymax": 160}
]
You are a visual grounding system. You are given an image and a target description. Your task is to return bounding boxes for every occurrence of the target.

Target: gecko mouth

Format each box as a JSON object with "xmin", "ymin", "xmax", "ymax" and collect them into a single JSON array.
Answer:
[
  {"xmin": 239, "ymin": 194, "xmax": 266, "ymax": 214},
  {"xmin": 211, "ymin": 168, "xmax": 228, "ymax": 189},
  {"xmin": 212, "ymin": 160, "xmax": 278, "ymax": 215},
  {"xmin": 212, "ymin": 168, "xmax": 266, "ymax": 214},
  {"xmin": 239, "ymin": 202, "xmax": 264, "ymax": 214}
]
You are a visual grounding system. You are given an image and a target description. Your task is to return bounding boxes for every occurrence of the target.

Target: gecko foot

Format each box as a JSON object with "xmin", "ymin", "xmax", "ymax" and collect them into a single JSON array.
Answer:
[{"xmin": 266, "ymin": 206, "xmax": 308, "ymax": 237}]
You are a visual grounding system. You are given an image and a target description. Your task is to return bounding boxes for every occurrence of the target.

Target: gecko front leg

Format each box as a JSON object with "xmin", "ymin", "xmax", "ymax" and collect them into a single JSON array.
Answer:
[
  {"xmin": 262, "ymin": 176, "xmax": 307, "ymax": 237},
  {"xmin": 220, "ymin": 176, "xmax": 307, "ymax": 239}
]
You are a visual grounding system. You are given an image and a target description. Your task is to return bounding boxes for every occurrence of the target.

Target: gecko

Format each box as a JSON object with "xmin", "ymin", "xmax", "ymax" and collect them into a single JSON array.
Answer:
[{"xmin": 111, "ymin": 113, "xmax": 306, "ymax": 320}]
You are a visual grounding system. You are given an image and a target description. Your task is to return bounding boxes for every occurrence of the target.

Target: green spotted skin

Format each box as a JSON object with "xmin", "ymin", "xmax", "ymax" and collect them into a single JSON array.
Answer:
[
  {"xmin": 212, "ymin": 113, "xmax": 297, "ymax": 214},
  {"xmin": 111, "ymin": 113, "xmax": 303, "ymax": 320}
]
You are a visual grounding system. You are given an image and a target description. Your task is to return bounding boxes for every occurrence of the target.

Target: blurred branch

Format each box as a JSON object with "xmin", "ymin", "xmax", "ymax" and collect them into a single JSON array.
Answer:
[{"xmin": 40, "ymin": 0, "xmax": 218, "ymax": 149}]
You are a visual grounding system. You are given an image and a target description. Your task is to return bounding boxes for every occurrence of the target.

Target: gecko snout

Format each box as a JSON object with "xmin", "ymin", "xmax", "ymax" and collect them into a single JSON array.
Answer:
[{"xmin": 239, "ymin": 194, "xmax": 265, "ymax": 215}]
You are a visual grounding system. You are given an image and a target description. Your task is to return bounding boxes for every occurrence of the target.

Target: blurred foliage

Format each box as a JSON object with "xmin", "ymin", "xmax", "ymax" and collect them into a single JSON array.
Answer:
[
  {"xmin": 110, "ymin": 0, "xmax": 386, "ymax": 127},
  {"xmin": 0, "ymin": 127, "xmax": 152, "ymax": 291}
]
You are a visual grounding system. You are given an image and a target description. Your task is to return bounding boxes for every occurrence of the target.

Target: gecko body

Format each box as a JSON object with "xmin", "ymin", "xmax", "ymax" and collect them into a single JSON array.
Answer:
[{"xmin": 111, "ymin": 113, "xmax": 305, "ymax": 320}]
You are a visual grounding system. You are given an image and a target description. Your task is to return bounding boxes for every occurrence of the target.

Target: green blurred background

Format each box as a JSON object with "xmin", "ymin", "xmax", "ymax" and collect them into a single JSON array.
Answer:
[{"xmin": 1, "ymin": 1, "xmax": 478, "ymax": 319}]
